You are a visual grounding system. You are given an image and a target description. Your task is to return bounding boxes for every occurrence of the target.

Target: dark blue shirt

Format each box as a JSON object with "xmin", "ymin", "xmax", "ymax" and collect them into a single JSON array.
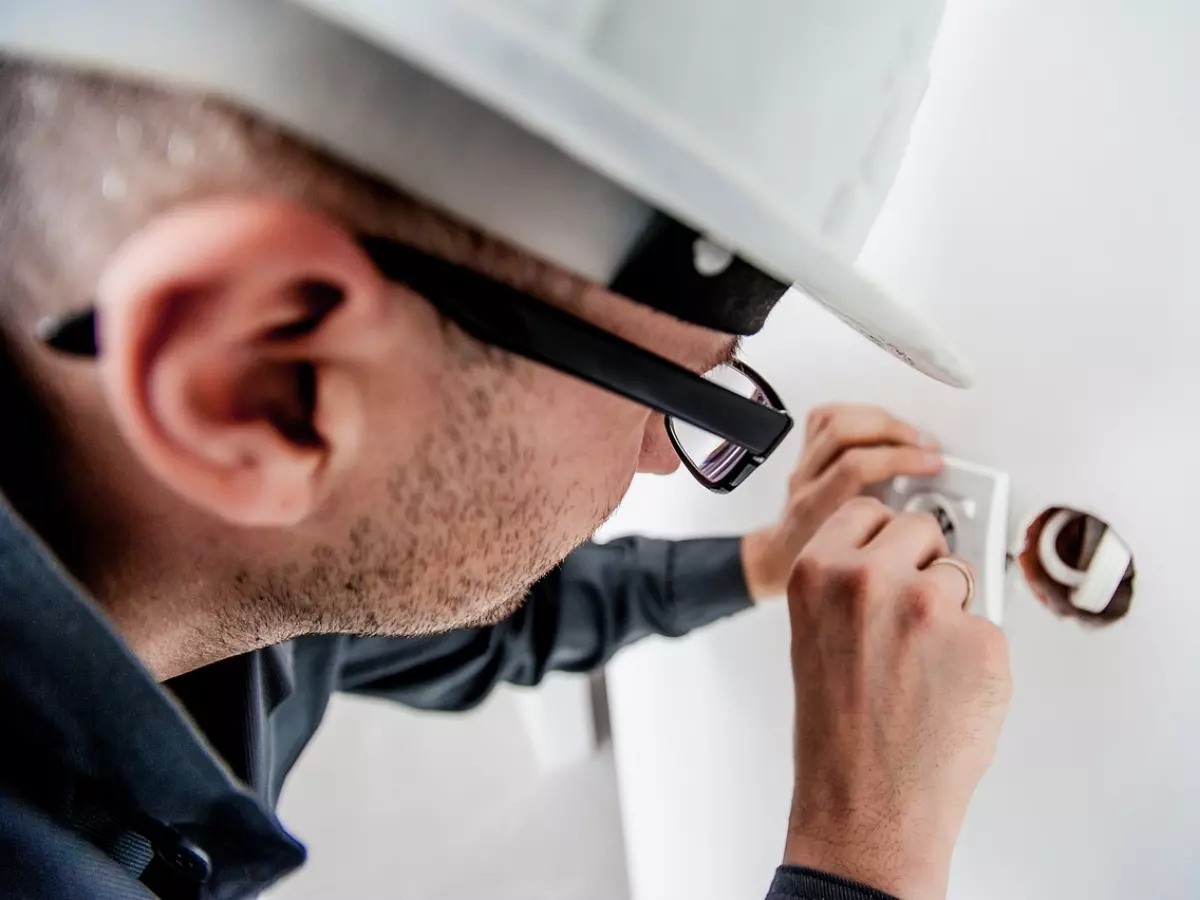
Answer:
[{"xmin": 0, "ymin": 493, "xmax": 889, "ymax": 899}]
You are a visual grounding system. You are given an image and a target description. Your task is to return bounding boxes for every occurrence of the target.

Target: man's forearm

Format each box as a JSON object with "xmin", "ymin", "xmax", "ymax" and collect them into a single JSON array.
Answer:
[{"xmin": 337, "ymin": 536, "xmax": 753, "ymax": 709}]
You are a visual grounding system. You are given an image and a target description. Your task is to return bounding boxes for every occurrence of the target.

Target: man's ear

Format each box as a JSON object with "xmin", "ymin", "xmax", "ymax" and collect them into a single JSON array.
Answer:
[{"xmin": 94, "ymin": 197, "xmax": 391, "ymax": 526}]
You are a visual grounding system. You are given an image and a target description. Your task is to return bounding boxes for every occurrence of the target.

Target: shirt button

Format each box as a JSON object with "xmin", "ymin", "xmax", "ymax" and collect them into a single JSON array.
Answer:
[{"xmin": 157, "ymin": 836, "xmax": 211, "ymax": 883}]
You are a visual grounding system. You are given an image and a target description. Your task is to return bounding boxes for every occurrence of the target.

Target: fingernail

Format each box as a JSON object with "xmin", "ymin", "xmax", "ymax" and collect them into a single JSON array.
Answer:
[
  {"xmin": 918, "ymin": 431, "xmax": 940, "ymax": 449},
  {"xmin": 923, "ymin": 451, "xmax": 944, "ymax": 468}
]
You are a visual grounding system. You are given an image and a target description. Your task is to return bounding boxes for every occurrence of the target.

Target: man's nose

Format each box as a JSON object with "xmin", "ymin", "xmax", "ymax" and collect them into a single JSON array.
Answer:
[{"xmin": 637, "ymin": 418, "xmax": 681, "ymax": 476}]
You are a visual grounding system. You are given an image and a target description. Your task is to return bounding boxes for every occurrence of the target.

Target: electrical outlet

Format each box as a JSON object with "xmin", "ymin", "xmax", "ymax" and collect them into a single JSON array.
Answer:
[{"xmin": 870, "ymin": 456, "xmax": 1009, "ymax": 625}]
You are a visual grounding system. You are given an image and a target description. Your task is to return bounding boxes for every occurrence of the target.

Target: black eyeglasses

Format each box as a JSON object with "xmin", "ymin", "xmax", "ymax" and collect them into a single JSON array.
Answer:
[{"xmin": 38, "ymin": 236, "xmax": 794, "ymax": 493}]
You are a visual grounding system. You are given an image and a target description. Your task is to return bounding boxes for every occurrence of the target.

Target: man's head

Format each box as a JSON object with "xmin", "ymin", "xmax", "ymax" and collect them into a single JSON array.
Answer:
[{"xmin": 0, "ymin": 57, "xmax": 737, "ymax": 668}]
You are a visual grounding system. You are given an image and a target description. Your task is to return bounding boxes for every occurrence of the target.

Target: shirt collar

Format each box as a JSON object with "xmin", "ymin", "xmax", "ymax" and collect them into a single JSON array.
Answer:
[{"xmin": 0, "ymin": 493, "xmax": 304, "ymax": 897}]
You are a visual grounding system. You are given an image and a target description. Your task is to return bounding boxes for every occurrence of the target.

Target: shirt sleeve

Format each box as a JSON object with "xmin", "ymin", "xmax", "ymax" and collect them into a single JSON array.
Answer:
[
  {"xmin": 335, "ymin": 535, "xmax": 752, "ymax": 710},
  {"xmin": 766, "ymin": 866, "xmax": 901, "ymax": 900}
]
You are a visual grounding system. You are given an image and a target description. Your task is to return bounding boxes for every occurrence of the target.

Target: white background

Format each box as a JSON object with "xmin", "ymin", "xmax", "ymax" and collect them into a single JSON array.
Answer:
[{"xmin": 604, "ymin": 1, "xmax": 1200, "ymax": 898}]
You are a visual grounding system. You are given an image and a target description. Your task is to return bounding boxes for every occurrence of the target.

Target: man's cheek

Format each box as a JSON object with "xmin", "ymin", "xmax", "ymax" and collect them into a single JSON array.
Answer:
[{"xmin": 559, "ymin": 397, "xmax": 643, "ymax": 458}]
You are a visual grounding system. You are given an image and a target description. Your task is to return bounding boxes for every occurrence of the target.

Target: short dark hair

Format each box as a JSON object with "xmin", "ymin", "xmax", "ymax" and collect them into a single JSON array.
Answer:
[{"xmin": 0, "ymin": 55, "xmax": 589, "ymax": 331}]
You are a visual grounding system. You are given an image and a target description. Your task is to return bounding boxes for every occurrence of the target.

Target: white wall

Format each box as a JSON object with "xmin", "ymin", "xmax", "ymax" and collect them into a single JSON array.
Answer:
[
  {"xmin": 602, "ymin": 1, "xmax": 1200, "ymax": 898},
  {"xmin": 269, "ymin": 685, "xmax": 629, "ymax": 900}
]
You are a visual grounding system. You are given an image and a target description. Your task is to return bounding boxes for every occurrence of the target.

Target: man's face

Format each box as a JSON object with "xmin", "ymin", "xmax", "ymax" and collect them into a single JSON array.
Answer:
[
  {"xmin": 272, "ymin": 271, "xmax": 736, "ymax": 637},
  {"xmin": 73, "ymin": 197, "xmax": 736, "ymax": 639}
]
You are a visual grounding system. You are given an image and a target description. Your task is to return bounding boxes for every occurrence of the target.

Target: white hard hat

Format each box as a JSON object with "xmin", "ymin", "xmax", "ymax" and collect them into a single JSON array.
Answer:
[{"xmin": 0, "ymin": 0, "xmax": 973, "ymax": 387}]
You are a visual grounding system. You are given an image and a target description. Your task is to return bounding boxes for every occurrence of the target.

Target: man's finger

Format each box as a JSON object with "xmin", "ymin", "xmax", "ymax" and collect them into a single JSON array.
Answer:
[
  {"xmin": 805, "ymin": 403, "xmax": 904, "ymax": 441},
  {"xmin": 805, "ymin": 496, "xmax": 895, "ymax": 553},
  {"xmin": 799, "ymin": 407, "xmax": 929, "ymax": 481},
  {"xmin": 918, "ymin": 556, "xmax": 978, "ymax": 613},
  {"xmin": 868, "ymin": 511, "xmax": 950, "ymax": 570},
  {"xmin": 805, "ymin": 446, "xmax": 943, "ymax": 515}
]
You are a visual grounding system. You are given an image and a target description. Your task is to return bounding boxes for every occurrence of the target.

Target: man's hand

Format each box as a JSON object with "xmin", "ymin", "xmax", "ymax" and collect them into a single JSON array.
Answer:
[
  {"xmin": 783, "ymin": 498, "xmax": 1012, "ymax": 900},
  {"xmin": 741, "ymin": 405, "xmax": 942, "ymax": 600}
]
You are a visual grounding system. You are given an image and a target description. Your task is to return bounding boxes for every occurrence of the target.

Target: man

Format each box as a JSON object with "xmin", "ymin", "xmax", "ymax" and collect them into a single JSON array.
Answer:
[{"xmin": 0, "ymin": 3, "xmax": 1012, "ymax": 899}]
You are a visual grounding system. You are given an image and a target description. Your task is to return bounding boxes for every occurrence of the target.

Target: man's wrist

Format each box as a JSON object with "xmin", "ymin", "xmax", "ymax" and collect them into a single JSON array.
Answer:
[
  {"xmin": 783, "ymin": 826, "xmax": 950, "ymax": 900},
  {"xmin": 769, "ymin": 865, "xmax": 901, "ymax": 900},
  {"xmin": 740, "ymin": 529, "xmax": 786, "ymax": 602}
]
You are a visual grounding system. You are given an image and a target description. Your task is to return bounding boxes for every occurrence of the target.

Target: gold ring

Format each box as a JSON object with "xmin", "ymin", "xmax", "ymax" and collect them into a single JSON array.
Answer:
[{"xmin": 928, "ymin": 557, "xmax": 976, "ymax": 610}]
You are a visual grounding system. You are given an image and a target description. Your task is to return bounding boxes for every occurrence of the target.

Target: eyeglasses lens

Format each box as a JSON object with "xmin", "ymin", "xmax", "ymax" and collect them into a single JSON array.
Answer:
[{"xmin": 668, "ymin": 364, "xmax": 773, "ymax": 485}]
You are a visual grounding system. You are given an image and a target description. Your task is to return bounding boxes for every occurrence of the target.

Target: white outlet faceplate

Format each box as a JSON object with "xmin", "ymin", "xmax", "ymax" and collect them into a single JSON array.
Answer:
[{"xmin": 869, "ymin": 456, "xmax": 1010, "ymax": 625}]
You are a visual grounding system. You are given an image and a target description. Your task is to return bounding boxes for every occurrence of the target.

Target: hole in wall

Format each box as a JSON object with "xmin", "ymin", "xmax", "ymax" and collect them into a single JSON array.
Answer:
[
  {"xmin": 902, "ymin": 491, "xmax": 959, "ymax": 553},
  {"xmin": 1017, "ymin": 507, "xmax": 1135, "ymax": 625}
]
